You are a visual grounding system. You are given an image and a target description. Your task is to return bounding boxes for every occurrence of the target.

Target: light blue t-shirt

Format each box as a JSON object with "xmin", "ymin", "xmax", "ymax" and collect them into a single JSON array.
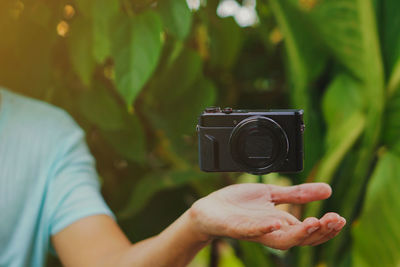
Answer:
[{"xmin": 0, "ymin": 88, "xmax": 114, "ymax": 266}]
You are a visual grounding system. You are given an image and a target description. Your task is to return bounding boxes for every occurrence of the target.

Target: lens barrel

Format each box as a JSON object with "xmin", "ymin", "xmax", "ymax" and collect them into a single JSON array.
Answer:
[{"xmin": 229, "ymin": 116, "xmax": 289, "ymax": 174}]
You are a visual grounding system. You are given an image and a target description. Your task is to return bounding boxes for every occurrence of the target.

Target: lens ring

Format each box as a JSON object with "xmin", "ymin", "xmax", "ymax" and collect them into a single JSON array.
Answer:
[{"xmin": 229, "ymin": 116, "xmax": 289, "ymax": 174}]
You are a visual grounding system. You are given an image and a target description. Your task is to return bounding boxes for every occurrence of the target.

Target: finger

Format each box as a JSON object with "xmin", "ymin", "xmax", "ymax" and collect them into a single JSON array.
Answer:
[
  {"xmin": 309, "ymin": 217, "xmax": 346, "ymax": 246},
  {"xmin": 255, "ymin": 217, "xmax": 320, "ymax": 250},
  {"xmin": 256, "ymin": 218, "xmax": 283, "ymax": 235},
  {"xmin": 235, "ymin": 218, "xmax": 283, "ymax": 239},
  {"xmin": 300, "ymin": 212, "xmax": 343, "ymax": 246},
  {"xmin": 272, "ymin": 210, "xmax": 301, "ymax": 226},
  {"xmin": 229, "ymin": 210, "xmax": 301, "ymax": 239},
  {"xmin": 269, "ymin": 183, "xmax": 332, "ymax": 205},
  {"xmin": 255, "ymin": 211, "xmax": 300, "ymax": 232}
]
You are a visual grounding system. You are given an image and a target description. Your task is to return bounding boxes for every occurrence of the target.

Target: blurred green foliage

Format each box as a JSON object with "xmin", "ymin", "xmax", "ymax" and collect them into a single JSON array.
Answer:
[{"xmin": 1, "ymin": 0, "xmax": 400, "ymax": 266}]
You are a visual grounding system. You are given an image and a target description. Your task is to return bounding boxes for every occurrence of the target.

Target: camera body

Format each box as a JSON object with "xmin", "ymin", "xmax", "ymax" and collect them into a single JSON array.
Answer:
[{"xmin": 197, "ymin": 107, "xmax": 304, "ymax": 174}]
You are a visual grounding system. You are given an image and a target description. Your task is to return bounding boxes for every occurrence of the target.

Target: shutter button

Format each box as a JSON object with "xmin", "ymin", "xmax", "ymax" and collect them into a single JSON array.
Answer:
[
  {"xmin": 222, "ymin": 107, "xmax": 233, "ymax": 114},
  {"xmin": 205, "ymin": 107, "xmax": 221, "ymax": 113}
]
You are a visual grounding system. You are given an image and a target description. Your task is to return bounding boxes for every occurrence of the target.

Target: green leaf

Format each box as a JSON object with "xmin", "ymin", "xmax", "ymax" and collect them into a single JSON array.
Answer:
[
  {"xmin": 312, "ymin": 1, "xmax": 384, "ymax": 264},
  {"xmin": 78, "ymin": 84, "xmax": 146, "ymax": 163},
  {"xmin": 144, "ymin": 48, "xmax": 216, "ymax": 158},
  {"xmin": 304, "ymin": 74, "xmax": 366, "ymax": 225},
  {"xmin": 158, "ymin": 0, "xmax": 192, "ymax": 40},
  {"xmin": 317, "ymin": 0, "xmax": 384, "ymax": 227},
  {"xmin": 78, "ymin": 85, "xmax": 125, "ymax": 131},
  {"xmin": 68, "ymin": 16, "xmax": 95, "ymax": 86},
  {"xmin": 112, "ymin": 11, "xmax": 163, "ymax": 107},
  {"xmin": 393, "ymin": 141, "xmax": 400, "ymax": 156},
  {"xmin": 269, "ymin": 0, "xmax": 327, "ymax": 174},
  {"xmin": 148, "ymin": 47, "xmax": 203, "ymax": 106},
  {"xmin": 322, "ymin": 73, "xmax": 364, "ymax": 145},
  {"xmin": 219, "ymin": 242, "xmax": 245, "ymax": 267},
  {"xmin": 352, "ymin": 152, "xmax": 400, "ymax": 267},
  {"xmin": 92, "ymin": 0, "xmax": 119, "ymax": 63},
  {"xmin": 316, "ymin": 112, "xmax": 365, "ymax": 186},
  {"xmin": 311, "ymin": 0, "xmax": 385, "ymax": 103},
  {"xmin": 305, "ymin": 111, "xmax": 365, "ymax": 216},
  {"xmin": 209, "ymin": 17, "xmax": 243, "ymax": 70},
  {"xmin": 102, "ymin": 115, "xmax": 146, "ymax": 163},
  {"xmin": 118, "ymin": 170, "xmax": 211, "ymax": 219},
  {"xmin": 269, "ymin": 0, "xmax": 327, "ymax": 103},
  {"xmin": 310, "ymin": 0, "xmax": 386, "ymax": 139},
  {"xmin": 275, "ymin": 0, "xmax": 385, "ymax": 265},
  {"xmin": 152, "ymin": 77, "xmax": 216, "ymax": 148},
  {"xmin": 292, "ymin": 0, "xmax": 384, "ymax": 216},
  {"xmin": 310, "ymin": 1, "xmax": 386, "ymax": 194},
  {"xmin": 188, "ymin": 245, "xmax": 211, "ymax": 267},
  {"xmin": 383, "ymin": 89, "xmax": 400, "ymax": 152},
  {"xmin": 387, "ymin": 61, "xmax": 400, "ymax": 97},
  {"xmin": 380, "ymin": 0, "xmax": 400, "ymax": 96},
  {"xmin": 309, "ymin": 2, "xmax": 362, "ymax": 79},
  {"xmin": 239, "ymin": 241, "xmax": 273, "ymax": 267},
  {"xmin": 316, "ymin": 112, "xmax": 365, "ymax": 184}
]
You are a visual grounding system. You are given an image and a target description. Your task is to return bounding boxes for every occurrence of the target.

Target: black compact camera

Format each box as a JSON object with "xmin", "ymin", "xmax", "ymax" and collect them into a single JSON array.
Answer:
[{"xmin": 197, "ymin": 107, "xmax": 305, "ymax": 174}]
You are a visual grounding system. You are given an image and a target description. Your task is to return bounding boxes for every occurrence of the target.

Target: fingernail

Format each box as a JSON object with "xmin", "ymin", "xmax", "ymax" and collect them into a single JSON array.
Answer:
[
  {"xmin": 307, "ymin": 226, "xmax": 319, "ymax": 234},
  {"xmin": 327, "ymin": 222, "xmax": 336, "ymax": 229}
]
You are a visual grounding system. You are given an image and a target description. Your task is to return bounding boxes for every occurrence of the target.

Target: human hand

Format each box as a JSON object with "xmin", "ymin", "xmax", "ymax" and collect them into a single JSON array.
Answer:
[{"xmin": 189, "ymin": 183, "xmax": 346, "ymax": 250}]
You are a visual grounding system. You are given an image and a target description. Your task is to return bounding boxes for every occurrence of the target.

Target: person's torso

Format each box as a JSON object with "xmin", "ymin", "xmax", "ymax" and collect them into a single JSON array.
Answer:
[{"xmin": 0, "ymin": 89, "xmax": 68, "ymax": 266}]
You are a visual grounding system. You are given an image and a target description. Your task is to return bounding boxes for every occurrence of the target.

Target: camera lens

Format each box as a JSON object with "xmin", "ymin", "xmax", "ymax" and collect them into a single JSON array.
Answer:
[
  {"xmin": 229, "ymin": 116, "xmax": 288, "ymax": 173},
  {"xmin": 244, "ymin": 133, "xmax": 273, "ymax": 166}
]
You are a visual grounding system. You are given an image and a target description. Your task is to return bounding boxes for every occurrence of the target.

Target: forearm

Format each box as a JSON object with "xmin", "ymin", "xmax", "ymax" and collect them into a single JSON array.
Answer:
[
  {"xmin": 53, "ymin": 210, "xmax": 210, "ymax": 267},
  {"xmin": 53, "ymin": 183, "xmax": 344, "ymax": 267},
  {"xmin": 116, "ymin": 210, "xmax": 211, "ymax": 267}
]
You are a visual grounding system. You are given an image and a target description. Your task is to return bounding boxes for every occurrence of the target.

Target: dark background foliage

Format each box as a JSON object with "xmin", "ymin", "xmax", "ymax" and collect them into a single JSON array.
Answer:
[{"xmin": 1, "ymin": 0, "xmax": 400, "ymax": 266}]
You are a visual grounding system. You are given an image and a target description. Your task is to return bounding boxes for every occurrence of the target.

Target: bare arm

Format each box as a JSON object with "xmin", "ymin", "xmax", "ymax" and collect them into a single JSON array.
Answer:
[
  {"xmin": 52, "ymin": 183, "xmax": 346, "ymax": 267},
  {"xmin": 52, "ymin": 211, "xmax": 209, "ymax": 267}
]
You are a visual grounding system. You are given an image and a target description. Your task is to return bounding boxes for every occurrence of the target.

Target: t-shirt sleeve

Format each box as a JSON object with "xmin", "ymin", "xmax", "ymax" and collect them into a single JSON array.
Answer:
[{"xmin": 45, "ymin": 115, "xmax": 114, "ymax": 236}]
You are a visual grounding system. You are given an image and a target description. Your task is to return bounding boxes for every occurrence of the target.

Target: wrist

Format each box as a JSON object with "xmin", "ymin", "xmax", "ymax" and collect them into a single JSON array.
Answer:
[{"xmin": 185, "ymin": 207, "xmax": 213, "ymax": 244}]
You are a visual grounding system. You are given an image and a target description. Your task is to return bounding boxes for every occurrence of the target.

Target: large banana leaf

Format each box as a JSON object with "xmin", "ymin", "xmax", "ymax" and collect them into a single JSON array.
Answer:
[
  {"xmin": 311, "ymin": 0, "xmax": 384, "ymax": 87},
  {"xmin": 383, "ymin": 89, "xmax": 400, "ymax": 152},
  {"xmin": 269, "ymin": 0, "xmax": 327, "ymax": 176},
  {"xmin": 301, "ymin": 73, "xmax": 365, "ymax": 266},
  {"xmin": 270, "ymin": 0, "xmax": 385, "ymax": 265},
  {"xmin": 352, "ymin": 152, "xmax": 400, "ymax": 267},
  {"xmin": 304, "ymin": 73, "xmax": 365, "ymax": 222},
  {"xmin": 310, "ymin": 0, "xmax": 385, "ymax": 163},
  {"xmin": 380, "ymin": 0, "xmax": 400, "ymax": 96},
  {"xmin": 352, "ymin": 3, "xmax": 400, "ymax": 263},
  {"xmin": 310, "ymin": 0, "xmax": 385, "ymax": 172},
  {"xmin": 319, "ymin": 74, "xmax": 365, "ymax": 183},
  {"xmin": 313, "ymin": 0, "xmax": 384, "ymax": 263}
]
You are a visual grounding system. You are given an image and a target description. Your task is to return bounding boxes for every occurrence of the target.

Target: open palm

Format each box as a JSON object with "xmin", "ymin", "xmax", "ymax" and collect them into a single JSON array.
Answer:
[{"xmin": 190, "ymin": 183, "xmax": 346, "ymax": 250}]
